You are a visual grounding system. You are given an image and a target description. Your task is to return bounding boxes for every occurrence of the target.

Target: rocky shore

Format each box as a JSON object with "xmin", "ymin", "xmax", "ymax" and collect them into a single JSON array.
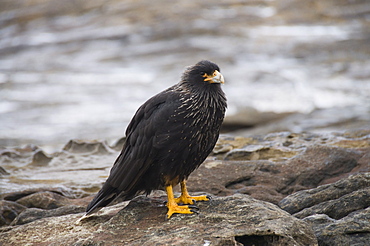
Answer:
[
  {"xmin": 1, "ymin": 0, "xmax": 370, "ymax": 245},
  {"xmin": 1, "ymin": 129, "xmax": 369, "ymax": 245}
]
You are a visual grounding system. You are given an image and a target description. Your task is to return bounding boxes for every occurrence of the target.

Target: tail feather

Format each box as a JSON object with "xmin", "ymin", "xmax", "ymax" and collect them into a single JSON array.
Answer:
[{"xmin": 86, "ymin": 185, "xmax": 118, "ymax": 215}]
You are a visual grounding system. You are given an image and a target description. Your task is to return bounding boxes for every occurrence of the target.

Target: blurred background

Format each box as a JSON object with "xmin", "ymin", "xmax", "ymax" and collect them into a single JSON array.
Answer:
[{"xmin": 1, "ymin": 0, "xmax": 370, "ymax": 152}]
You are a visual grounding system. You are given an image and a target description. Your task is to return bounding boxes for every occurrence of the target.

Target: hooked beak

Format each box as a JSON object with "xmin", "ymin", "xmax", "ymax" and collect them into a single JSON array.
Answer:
[{"xmin": 203, "ymin": 70, "xmax": 225, "ymax": 84}]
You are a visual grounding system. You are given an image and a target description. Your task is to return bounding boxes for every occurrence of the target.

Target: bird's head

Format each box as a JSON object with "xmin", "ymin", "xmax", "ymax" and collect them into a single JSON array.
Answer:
[{"xmin": 182, "ymin": 60, "xmax": 225, "ymax": 86}]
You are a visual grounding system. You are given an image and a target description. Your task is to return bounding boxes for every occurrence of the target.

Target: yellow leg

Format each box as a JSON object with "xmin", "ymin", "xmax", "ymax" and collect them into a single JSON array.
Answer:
[
  {"xmin": 166, "ymin": 185, "xmax": 195, "ymax": 219},
  {"xmin": 174, "ymin": 180, "xmax": 209, "ymax": 205}
]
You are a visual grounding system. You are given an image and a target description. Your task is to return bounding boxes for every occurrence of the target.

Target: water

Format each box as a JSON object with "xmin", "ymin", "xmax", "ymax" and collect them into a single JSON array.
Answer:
[{"xmin": 0, "ymin": 0, "xmax": 369, "ymax": 153}]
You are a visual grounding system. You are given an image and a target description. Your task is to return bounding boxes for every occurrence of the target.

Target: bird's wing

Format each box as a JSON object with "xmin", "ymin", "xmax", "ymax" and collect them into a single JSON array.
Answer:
[
  {"xmin": 108, "ymin": 89, "xmax": 180, "ymax": 190},
  {"xmin": 86, "ymin": 88, "xmax": 180, "ymax": 214}
]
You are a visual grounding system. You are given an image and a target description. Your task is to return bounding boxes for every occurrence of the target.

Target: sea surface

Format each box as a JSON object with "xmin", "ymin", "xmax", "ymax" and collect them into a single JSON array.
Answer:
[{"xmin": 1, "ymin": 0, "xmax": 370, "ymax": 152}]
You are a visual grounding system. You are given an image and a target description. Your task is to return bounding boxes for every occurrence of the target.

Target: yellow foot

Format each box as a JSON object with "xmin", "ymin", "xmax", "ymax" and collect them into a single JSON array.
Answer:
[
  {"xmin": 175, "ymin": 194, "xmax": 210, "ymax": 205},
  {"xmin": 166, "ymin": 203, "xmax": 198, "ymax": 219},
  {"xmin": 165, "ymin": 182, "xmax": 210, "ymax": 219}
]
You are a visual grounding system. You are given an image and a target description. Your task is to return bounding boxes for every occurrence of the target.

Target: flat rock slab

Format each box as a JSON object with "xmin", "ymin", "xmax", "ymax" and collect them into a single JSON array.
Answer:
[{"xmin": 0, "ymin": 194, "xmax": 317, "ymax": 246}]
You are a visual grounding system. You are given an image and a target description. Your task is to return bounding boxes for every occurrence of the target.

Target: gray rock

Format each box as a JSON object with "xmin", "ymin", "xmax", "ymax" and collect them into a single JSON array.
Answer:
[
  {"xmin": 62, "ymin": 139, "xmax": 114, "ymax": 155},
  {"xmin": 16, "ymin": 191, "xmax": 73, "ymax": 209},
  {"xmin": 303, "ymin": 214, "xmax": 336, "ymax": 225},
  {"xmin": 0, "ymin": 188, "xmax": 93, "ymax": 226},
  {"xmin": 303, "ymin": 208, "xmax": 370, "ymax": 246},
  {"xmin": 0, "ymin": 187, "xmax": 72, "ymax": 201},
  {"xmin": 28, "ymin": 150, "xmax": 53, "ymax": 166},
  {"xmin": 0, "ymin": 201, "xmax": 27, "ymax": 227},
  {"xmin": 224, "ymin": 144, "xmax": 297, "ymax": 161},
  {"xmin": 11, "ymin": 205, "xmax": 85, "ymax": 225},
  {"xmin": 279, "ymin": 173, "xmax": 370, "ymax": 215},
  {"xmin": 279, "ymin": 173, "xmax": 370, "ymax": 245},
  {"xmin": 0, "ymin": 194, "xmax": 318, "ymax": 246},
  {"xmin": 222, "ymin": 106, "xmax": 293, "ymax": 131},
  {"xmin": 294, "ymin": 188, "xmax": 370, "ymax": 220},
  {"xmin": 0, "ymin": 166, "xmax": 10, "ymax": 176}
]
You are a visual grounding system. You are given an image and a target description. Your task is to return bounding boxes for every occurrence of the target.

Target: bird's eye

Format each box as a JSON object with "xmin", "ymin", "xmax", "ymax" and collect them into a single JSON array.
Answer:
[{"xmin": 200, "ymin": 72, "xmax": 206, "ymax": 77}]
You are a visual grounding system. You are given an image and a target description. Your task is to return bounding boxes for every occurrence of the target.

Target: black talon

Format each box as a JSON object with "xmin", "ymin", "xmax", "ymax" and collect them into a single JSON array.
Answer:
[
  {"xmin": 188, "ymin": 205, "xmax": 199, "ymax": 210},
  {"xmin": 206, "ymin": 195, "xmax": 212, "ymax": 201},
  {"xmin": 190, "ymin": 209, "xmax": 199, "ymax": 214}
]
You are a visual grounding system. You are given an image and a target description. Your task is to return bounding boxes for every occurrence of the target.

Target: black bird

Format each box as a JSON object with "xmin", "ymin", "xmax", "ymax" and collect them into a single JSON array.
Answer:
[{"xmin": 86, "ymin": 60, "xmax": 227, "ymax": 218}]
